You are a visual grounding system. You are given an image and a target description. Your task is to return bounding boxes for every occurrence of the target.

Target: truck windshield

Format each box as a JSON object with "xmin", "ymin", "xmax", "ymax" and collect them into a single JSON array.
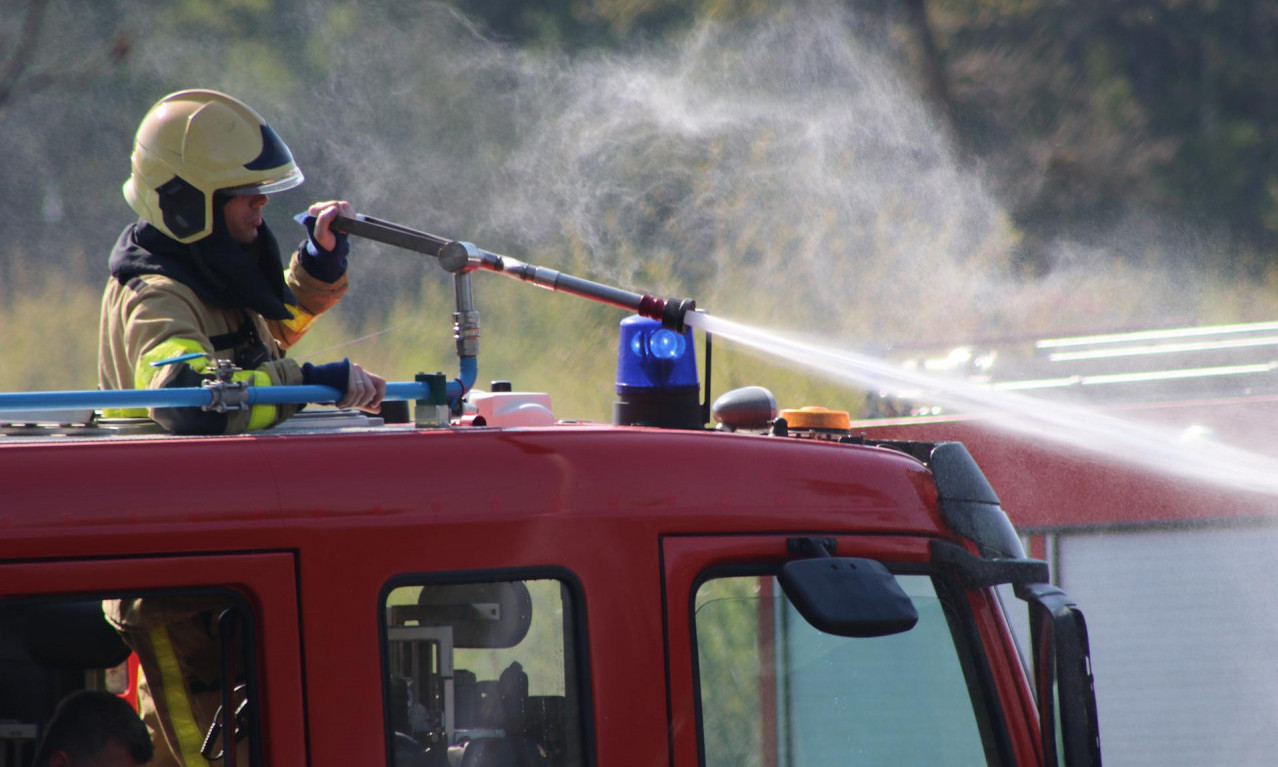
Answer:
[{"xmin": 695, "ymin": 573, "xmax": 988, "ymax": 766}]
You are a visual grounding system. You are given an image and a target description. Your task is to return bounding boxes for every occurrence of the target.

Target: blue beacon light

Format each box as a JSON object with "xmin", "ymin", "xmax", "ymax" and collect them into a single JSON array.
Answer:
[{"xmin": 613, "ymin": 316, "xmax": 703, "ymax": 429}]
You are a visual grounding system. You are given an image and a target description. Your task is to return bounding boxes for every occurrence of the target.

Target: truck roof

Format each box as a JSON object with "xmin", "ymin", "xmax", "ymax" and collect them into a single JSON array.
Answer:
[{"xmin": 0, "ymin": 414, "xmax": 949, "ymax": 560}]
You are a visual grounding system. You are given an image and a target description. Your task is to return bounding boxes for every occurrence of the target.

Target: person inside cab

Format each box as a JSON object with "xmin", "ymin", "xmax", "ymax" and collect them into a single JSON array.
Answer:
[
  {"xmin": 31, "ymin": 690, "xmax": 154, "ymax": 767},
  {"xmin": 99, "ymin": 88, "xmax": 385, "ymax": 434},
  {"xmin": 102, "ymin": 596, "xmax": 246, "ymax": 767}
]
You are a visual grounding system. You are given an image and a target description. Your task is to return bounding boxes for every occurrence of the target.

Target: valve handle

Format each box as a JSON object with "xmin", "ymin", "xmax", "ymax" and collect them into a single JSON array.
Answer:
[{"xmin": 150, "ymin": 352, "xmax": 242, "ymax": 387}]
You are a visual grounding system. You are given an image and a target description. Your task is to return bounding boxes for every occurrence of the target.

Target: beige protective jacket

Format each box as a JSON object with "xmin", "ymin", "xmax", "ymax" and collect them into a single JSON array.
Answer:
[
  {"xmin": 104, "ymin": 595, "xmax": 250, "ymax": 767},
  {"xmin": 99, "ymin": 250, "xmax": 347, "ymax": 434}
]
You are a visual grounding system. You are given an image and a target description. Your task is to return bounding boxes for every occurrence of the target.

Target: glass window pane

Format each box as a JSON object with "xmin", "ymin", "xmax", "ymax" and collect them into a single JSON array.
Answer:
[
  {"xmin": 696, "ymin": 574, "xmax": 987, "ymax": 767},
  {"xmin": 385, "ymin": 577, "xmax": 584, "ymax": 767},
  {"xmin": 0, "ymin": 590, "xmax": 257, "ymax": 767}
]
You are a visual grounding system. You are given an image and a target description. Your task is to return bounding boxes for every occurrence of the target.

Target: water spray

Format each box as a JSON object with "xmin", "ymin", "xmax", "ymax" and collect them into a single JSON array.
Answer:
[{"xmin": 686, "ymin": 312, "xmax": 1278, "ymax": 499}]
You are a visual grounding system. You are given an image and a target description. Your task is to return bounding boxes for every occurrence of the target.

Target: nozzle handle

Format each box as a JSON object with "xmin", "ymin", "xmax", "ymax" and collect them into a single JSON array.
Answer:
[{"xmin": 332, "ymin": 214, "xmax": 450, "ymax": 257}]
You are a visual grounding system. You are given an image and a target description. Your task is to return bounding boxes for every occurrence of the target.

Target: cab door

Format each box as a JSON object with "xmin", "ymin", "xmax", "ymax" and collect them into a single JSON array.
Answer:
[
  {"xmin": 664, "ymin": 534, "xmax": 1026, "ymax": 766},
  {"xmin": 0, "ymin": 553, "xmax": 305, "ymax": 767}
]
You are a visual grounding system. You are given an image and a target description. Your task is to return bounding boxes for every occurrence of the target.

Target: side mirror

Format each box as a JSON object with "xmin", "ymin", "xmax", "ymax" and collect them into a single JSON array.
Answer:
[{"xmin": 778, "ymin": 556, "xmax": 918, "ymax": 638}]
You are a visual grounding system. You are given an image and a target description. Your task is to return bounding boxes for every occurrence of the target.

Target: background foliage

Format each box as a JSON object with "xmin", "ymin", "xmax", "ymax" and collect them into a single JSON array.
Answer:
[{"xmin": 3, "ymin": 0, "xmax": 1277, "ymax": 420}]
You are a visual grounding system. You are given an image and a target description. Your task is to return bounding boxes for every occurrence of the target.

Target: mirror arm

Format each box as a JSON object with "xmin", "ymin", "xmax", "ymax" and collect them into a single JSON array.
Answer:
[
  {"xmin": 787, "ymin": 537, "xmax": 836, "ymax": 558},
  {"xmin": 930, "ymin": 539, "xmax": 1050, "ymax": 590}
]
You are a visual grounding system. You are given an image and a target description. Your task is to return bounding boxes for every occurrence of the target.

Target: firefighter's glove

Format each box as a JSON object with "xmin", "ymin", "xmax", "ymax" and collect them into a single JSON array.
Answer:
[
  {"xmin": 302, "ymin": 358, "xmax": 350, "ymax": 396},
  {"xmin": 296, "ymin": 213, "xmax": 349, "ymax": 283},
  {"xmin": 302, "ymin": 358, "xmax": 386, "ymax": 412}
]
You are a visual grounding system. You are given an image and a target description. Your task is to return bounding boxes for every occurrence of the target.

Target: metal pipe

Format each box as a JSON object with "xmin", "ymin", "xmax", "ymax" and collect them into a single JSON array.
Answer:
[
  {"xmin": 335, "ymin": 214, "xmax": 697, "ymax": 331},
  {"xmin": 440, "ymin": 241, "xmax": 696, "ymax": 330},
  {"xmin": 453, "ymin": 272, "xmax": 480, "ymax": 360},
  {"xmin": 330, "ymin": 215, "xmax": 480, "ymax": 401}
]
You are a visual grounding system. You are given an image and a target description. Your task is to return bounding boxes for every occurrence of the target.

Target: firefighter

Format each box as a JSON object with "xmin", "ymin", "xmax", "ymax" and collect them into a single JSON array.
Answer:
[
  {"xmin": 99, "ymin": 89, "xmax": 385, "ymax": 435},
  {"xmin": 102, "ymin": 597, "xmax": 240, "ymax": 767}
]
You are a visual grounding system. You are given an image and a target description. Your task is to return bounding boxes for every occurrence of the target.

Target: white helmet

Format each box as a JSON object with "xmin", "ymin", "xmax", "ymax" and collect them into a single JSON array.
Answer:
[{"xmin": 123, "ymin": 89, "xmax": 304, "ymax": 242}]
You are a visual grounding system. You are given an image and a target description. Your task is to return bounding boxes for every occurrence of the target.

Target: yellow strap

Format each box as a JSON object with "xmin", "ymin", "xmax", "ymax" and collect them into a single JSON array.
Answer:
[{"xmin": 150, "ymin": 625, "xmax": 211, "ymax": 767}]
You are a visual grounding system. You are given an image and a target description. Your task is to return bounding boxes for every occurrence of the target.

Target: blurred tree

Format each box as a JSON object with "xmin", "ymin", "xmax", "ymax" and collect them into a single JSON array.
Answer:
[
  {"xmin": 925, "ymin": 0, "xmax": 1278, "ymax": 275},
  {"xmin": 432, "ymin": 0, "xmax": 670, "ymax": 48},
  {"xmin": 0, "ymin": 0, "xmax": 130, "ymax": 111},
  {"xmin": 6, "ymin": 0, "xmax": 1278, "ymax": 397},
  {"xmin": 0, "ymin": 0, "xmax": 136, "ymax": 301},
  {"xmin": 900, "ymin": 0, "xmax": 954, "ymax": 135}
]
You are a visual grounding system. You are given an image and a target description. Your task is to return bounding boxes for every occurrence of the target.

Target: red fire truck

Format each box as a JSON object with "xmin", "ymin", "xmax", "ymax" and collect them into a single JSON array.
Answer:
[{"xmin": 0, "ymin": 218, "xmax": 1101, "ymax": 766}]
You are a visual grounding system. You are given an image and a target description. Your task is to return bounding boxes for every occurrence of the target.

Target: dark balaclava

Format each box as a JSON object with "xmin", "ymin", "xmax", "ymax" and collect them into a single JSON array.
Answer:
[{"xmin": 110, "ymin": 192, "xmax": 296, "ymax": 320}]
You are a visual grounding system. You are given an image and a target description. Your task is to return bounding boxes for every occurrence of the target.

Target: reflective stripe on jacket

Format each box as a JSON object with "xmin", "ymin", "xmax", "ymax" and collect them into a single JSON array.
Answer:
[{"xmin": 98, "ymin": 251, "xmax": 348, "ymax": 434}]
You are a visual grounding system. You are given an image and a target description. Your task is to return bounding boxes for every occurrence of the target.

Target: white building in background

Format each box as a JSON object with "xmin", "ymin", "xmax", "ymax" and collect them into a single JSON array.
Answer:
[{"xmin": 857, "ymin": 321, "xmax": 1278, "ymax": 766}]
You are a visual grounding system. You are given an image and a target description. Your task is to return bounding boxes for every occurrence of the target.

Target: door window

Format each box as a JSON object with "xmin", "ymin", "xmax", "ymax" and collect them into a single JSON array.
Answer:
[
  {"xmin": 0, "ymin": 553, "xmax": 302, "ymax": 767},
  {"xmin": 383, "ymin": 575, "xmax": 588, "ymax": 767},
  {"xmin": 0, "ymin": 590, "xmax": 258, "ymax": 767},
  {"xmin": 694, "ymin": 573, "xmax": 988, "ymax": 766}
]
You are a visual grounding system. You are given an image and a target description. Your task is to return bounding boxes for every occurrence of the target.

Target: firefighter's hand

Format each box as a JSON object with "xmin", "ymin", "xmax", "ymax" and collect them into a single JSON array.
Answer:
[
  {"xmin": 307, "ymin": 200, "xmax": 354, "ymax": 253},
  {"xmin": 301, "ymin": 359, "xmax": 385, "ymax": 413},
  {"xmin": 340, "ymin": 363, "xmax": 387, "ymax": 413}
]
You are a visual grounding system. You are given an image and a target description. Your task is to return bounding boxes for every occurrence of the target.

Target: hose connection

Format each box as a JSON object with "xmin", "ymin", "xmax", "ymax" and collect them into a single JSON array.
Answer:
[
  {"xmin": 438, "ymin": 240, "xmax": 482, "ymax": 274},
  {"xmin": 453, "ymin": 271, "xmax": 481, "ymax": 360},
  {"xmin": 637, "ymin": 295, "xmax": 697, "ymax": 333}
]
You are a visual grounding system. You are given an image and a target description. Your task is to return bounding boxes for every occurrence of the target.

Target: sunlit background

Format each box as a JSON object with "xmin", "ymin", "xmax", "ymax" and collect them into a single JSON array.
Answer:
[{"xmin": 5, "ymin": 1, "xmax": 1278, "ymax": 763}]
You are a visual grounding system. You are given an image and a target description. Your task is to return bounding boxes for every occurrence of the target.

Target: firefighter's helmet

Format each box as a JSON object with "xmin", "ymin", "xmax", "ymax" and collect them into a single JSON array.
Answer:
[{"xmin": 123, "ymin": 89, "xmax": 304, "ymax": 243}]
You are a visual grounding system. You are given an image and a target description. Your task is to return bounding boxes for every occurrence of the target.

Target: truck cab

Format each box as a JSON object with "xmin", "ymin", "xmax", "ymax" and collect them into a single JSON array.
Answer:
[{"xmin": 0, "ymin": 408, "xmax": 1099, "ymax": 766}]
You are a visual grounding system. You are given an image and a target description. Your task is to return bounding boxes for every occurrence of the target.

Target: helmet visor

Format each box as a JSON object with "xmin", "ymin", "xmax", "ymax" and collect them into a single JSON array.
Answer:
[{"xmin": 222, "ymin": 167, "xmax": 305, "ymax": 196}]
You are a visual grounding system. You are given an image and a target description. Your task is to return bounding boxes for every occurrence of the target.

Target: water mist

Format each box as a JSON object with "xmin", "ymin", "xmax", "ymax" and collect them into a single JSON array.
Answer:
[{"xmin": 283, "ymin": 4, "xmax": 1278, "ymax": 494}]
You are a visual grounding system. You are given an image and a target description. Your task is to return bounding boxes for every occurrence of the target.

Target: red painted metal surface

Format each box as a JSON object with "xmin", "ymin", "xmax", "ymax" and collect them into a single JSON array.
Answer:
[
  {"xmin": 0, "ymin": 421, "xmax": 1044, "ymax": 765},
  {"xmin": 0, "ymin": 426, "xmax": 942, "ymax": 552}
]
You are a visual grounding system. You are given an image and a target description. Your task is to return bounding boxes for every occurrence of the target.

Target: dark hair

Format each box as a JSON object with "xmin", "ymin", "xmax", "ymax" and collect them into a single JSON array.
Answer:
[{"xmin": 32, "ymin": 690, "xmax": 153, "ymax": 766}]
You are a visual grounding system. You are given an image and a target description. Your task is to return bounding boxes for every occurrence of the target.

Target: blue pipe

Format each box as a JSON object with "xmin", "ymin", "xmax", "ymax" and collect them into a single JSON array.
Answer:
[
  {"xmin": 454, "ymin": 355, "xmax": 478, "ymax": 398},
  {"xmin": 0, "ymin": 365, "xmax": 479, "ymax": 414},
  {"xmin": 0, "ymin": 388, "xmax": 218, "ymax": 412}
]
